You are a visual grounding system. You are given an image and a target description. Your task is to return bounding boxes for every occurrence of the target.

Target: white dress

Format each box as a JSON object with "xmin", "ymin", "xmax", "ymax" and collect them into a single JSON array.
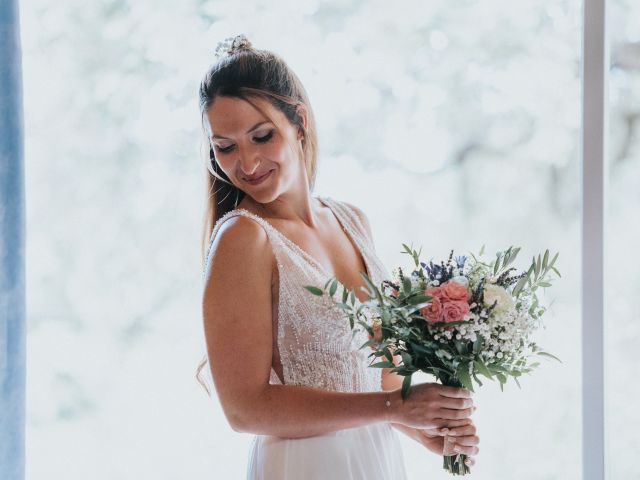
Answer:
[{"xmin": 204, "ymin": 195, "xmax": 408, "ymax": 480}]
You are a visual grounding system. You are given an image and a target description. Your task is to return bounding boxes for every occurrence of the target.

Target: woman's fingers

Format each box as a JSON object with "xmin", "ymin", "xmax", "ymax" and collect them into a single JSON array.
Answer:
[
  {"xmin": 452, "ymin": 442, "xmax": 480, "ymax": 456},
  {"xmin": 437, "ymin": 396, "xmax": 474, "ymax": 410},
  {"xmin": 437, "ymin": 406, "xmax": 475, "ymax": 420},
  {"xmin": 445, "ymin": 423, "xmax": 476, "ymax": 438},
  {"xmin": 431, "ymin": 418, "xmax": 472, "ymax": 430},
  {"xmin": 437, "ymin": 385, "xmax": 473, "ymax": 399}
]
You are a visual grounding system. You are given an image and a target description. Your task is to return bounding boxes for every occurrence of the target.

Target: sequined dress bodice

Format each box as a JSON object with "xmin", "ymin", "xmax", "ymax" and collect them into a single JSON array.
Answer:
[{"xmin": 201, "ymin": 195, "xmax": 391, "ymax": 394}]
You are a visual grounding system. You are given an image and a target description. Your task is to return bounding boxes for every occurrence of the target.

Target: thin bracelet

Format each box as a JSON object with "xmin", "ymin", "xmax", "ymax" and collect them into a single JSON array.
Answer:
[{"xmin": 384, "ymin": 391, "xmax": 392, "ymax": 422}]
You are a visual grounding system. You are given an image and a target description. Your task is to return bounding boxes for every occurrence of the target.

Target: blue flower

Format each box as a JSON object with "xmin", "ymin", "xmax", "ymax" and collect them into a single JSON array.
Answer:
[
  {"xmin": 422, "ymin": 260, "xmax": 443, "ymax": 280},
  {"xmin": 455, "ymin": 255, "xmax": 467, "ymax": 269}
]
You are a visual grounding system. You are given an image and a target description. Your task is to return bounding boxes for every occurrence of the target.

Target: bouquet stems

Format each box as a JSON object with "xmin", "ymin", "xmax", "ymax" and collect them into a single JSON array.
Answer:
[{"xmin": 441, "ymin": 379, "xmax": 471, "ymax": 475}]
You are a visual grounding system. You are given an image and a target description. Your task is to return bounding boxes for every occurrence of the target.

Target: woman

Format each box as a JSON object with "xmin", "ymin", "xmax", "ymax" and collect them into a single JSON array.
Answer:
[{"xmin": 196, "ymin": 34, "xmax": 480, "ymax": 479}]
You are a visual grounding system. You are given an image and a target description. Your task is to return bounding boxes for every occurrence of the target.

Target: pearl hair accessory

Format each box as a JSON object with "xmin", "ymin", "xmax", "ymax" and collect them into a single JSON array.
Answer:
[{"xmin": 213, "ymin": 34, "xmax": 253, "ymax": 60}]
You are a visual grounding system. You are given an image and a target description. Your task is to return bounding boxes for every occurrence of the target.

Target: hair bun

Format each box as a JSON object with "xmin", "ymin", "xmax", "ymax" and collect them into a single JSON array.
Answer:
[{"xmin": 214, "ymin": 34, "xmax": 252, "ymax": 60}]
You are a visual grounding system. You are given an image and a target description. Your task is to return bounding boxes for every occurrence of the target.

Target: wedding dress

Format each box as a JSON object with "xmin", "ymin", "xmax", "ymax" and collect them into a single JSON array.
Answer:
[{"xmin": 203, "ymin": 195, "xmax": 408, "ymax": 480}]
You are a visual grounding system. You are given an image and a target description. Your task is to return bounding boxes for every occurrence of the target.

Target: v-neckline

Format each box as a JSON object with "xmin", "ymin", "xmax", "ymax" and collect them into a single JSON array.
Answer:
[{"xmin": 234, "ymin": 195, "xmax": 371, "ymax": 284}]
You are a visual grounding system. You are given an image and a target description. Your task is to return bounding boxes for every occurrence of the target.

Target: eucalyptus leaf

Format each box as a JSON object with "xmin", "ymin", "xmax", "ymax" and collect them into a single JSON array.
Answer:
[
  {"xmin": 342, "ymin": 286, "xmax": 349, "ymax": 303},
  {"xmin": 456, "ymin": 363, "xmax": 474, "ymax": 392},
  {"xmin": 303, "ymin": 286, "xmax": 324, "ymax": 296},
  {"xmin": 329, "ymin": 279, "xmax": 338, "ymax": 297},
  {"xmin": 370, "ymin": 361, "xmax": 395, "ymax": 368},
  {"xmin": 474, "ymin": 359, "xmax": 494, "ymax": 379},
  {"xmin": 383, "ymin": 348, "xmax": 394, "ymax": 364},
  {"xmin": 401, "ymin": 374, "xmax": 412, "ymax": 400},
  {"xmin": 537, "ymin": 351, "xmax": 563, "ymax": 363}
]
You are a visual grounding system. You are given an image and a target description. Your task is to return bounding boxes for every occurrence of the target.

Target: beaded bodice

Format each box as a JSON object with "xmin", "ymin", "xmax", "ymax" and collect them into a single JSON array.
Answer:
[{"xmin": 201, "ymin": 195, "xmax": 391, "ymax": 393}]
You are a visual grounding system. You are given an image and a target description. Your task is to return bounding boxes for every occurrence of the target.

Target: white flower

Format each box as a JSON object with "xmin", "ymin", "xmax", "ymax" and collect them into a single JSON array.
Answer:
[
  {"xmin": 483, "ymin": 283, "xmax": 515, "ymax": 315},
  {"xmin": 450, "ymin": 275, "xmax": 469, "ymax": 287}
]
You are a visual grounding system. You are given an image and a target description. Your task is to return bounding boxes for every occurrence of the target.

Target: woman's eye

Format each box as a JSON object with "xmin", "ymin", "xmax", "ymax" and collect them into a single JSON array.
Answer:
[
  {"xmin": 215, "ymin": 131, "xmax": 272, "ymax": 154},
  {"xmin": 254, "ymin": 131, "xmax": 273, "ymax": 143}
]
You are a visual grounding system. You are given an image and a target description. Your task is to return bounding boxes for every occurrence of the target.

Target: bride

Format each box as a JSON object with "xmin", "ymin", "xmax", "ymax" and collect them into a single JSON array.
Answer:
[{"xmin": 196, "ymin": 34, "xmax": 480, "ymax": 479}]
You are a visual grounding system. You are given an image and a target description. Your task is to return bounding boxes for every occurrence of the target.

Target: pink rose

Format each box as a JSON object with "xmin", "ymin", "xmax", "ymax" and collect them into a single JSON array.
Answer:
[
  {"xmin": 420, "ymin": 296, "xmax": 443, "ymax": 323},
  {"xmin": 441, "ymin": 281, "xmax": 469, "ymax": 302},
  {"xmin": 442, "ymin": 300, "xmax": 470, "ymax": 323},
  {"xmin": 426, "ymin": 286, "xmax": 445, "ymax": 300}
]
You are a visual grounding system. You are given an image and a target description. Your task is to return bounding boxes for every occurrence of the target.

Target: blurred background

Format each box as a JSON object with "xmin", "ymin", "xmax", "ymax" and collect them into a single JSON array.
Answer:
[{"xmin": 19, "ymin": 0, "xmax": 638, "ymax": 478}]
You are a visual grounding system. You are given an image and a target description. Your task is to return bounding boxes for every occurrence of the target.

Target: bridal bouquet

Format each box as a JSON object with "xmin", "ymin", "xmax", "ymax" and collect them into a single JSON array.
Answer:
[{"xmin": 304, "ymin": 244, "xmax": 561, "ymax": 475}]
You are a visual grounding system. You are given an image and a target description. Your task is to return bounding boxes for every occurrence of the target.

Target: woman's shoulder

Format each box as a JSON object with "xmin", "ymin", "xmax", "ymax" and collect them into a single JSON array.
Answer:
[{"xmin": 204, "ymin": 211, "xmax": 273, "ymax": 281}]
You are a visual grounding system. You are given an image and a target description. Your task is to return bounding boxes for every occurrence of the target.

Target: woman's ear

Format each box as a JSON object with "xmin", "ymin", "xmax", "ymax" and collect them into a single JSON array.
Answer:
[{"xmin": 295, "ymin": 103, "xmax": 308, "ymax": 140}]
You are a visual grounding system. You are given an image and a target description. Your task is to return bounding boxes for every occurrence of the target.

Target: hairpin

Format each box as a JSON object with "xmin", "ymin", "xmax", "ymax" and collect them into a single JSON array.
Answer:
[{"xmin": 213, "ymin": 34, "xmax": 252, "ymax": 60}]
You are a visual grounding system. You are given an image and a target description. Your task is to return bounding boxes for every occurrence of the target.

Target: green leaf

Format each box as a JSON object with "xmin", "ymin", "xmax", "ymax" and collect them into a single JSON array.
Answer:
[
  {"xmin": 456, "ymin": 363, "xmax": 474, "ymax": 392},
  {"xmin": 551, "ymin": 266, "xmax": 562, "ymax": 278},
  {"xmin": 370, "ymin": 361, "xmax": 395, "ymax": 368},
  {"xmin": 335, "ymin": 302, "xmax": 352, "ymax": 311},
  {"xmin": 454, "ymin": 340, "xmax": 467, "ymax": 355},
  {"xmin": 383, "ymin": 348, "xmax": 394, "ymax": 364},
  {"xmin": 399, "ymin": 351, "xmax": 413, "ymax": 367},
  {"xmin": 407, "ymin": 294, "xmax": 432, "ymax": 305},
  {"xmin": 329, "ymin": 279, "xmax": 338, "ymax": 297},
  {"xmin": 401, "ymin": 374, "xmax": 412, "ymax": 400},
  {"xmin": 537, "ymin": 351, "xmax": 563, "ymax": 363},
  {"xmin": 472, "ymin": 336, "xmax": 483, "ymax": 354},
  {"xmin": 361, "ymin": 272, "xmax": 384, "ymax": 304},
  {"xmin": 474, "ymin": 359, "xmax": 494, "ymax": 380},
  {"xmin": 542, "ymin": 249, "xmax": 549, "ymax": 271},
  {"xmin": 342, "ymin": 286, "xmax": 349, "ymax": 303},
  {"xmin": 503, "ymin": 247, "xmax": 520, "ymax": 267},
  {"xmin": 349, "ymin": 290, "xmax": 356, "ymax": 306},
  {"xmin": 539, "ymin": 282, "xmax": 552, "ymax": 287},
  {"xmin": 303, "ymin": 285, "xmax": 324, "ymax": 296},
  {"xmin": 472, "ymin": 372, "xmax": 484, "ymax": 387},
  {"xmin": 402, "ymin": 277, "xmax": 412, "ymax": 294},
  {"xmin": 359, "ymin": 339, "xmax": 378, "ymax": 350}
]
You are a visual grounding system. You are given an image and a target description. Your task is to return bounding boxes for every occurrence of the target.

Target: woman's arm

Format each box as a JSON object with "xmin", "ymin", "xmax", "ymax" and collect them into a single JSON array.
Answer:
[
  {"xmin": 203, "ymin": 215, "xmax": 473, "ymax": 439},
  {"xmin": 203, "ymin": 215, "xmax": 400, "ymax": 438}
]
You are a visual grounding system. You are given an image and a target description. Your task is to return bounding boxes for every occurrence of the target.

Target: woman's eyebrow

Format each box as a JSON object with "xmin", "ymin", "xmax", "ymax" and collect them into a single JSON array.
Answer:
[{"xmin": 211, "ymin": 120, "xmax": 271, "ymax": 140}]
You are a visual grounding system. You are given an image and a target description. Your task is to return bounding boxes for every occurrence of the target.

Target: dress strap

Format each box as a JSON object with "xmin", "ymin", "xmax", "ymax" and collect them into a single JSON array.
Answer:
[{"xmin": 318, "ymin": 196, "xmax": 373, "ymax": 249}]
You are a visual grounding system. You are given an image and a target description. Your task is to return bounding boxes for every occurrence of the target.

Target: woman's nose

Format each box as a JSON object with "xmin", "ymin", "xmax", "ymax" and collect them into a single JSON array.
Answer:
[{"xmin": 238, "ymin": 152, "xmax": 261, "ymax": 176}]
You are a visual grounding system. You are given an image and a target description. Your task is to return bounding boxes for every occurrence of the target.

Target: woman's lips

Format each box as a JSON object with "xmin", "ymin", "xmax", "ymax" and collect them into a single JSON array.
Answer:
[{"xmin": 244, "ymin": 169, "xmax": 273, "ymax": 185}]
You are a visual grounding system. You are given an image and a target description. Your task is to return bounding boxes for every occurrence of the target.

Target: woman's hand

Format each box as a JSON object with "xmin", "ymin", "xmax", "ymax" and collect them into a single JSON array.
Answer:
[{"xmin": 416, "ymin": 419, "xmax": 480, "ymax": 467}]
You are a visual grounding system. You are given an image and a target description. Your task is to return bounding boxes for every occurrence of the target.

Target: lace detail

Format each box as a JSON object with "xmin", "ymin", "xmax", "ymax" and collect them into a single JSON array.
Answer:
[{"xmin": 201, "ymin": 195, "xmax": 391, "ymax": 393}]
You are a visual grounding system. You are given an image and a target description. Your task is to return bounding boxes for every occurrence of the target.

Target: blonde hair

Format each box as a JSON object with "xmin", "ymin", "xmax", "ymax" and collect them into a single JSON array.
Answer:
[{"xmin": 195, "ymin": 42, "xmax": 319, "ymax": 395}]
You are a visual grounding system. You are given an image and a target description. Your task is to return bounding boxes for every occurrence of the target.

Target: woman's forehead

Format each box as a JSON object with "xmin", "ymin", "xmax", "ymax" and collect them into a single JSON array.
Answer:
[{"xmin": 206, "ymin": 96, "xmax": 280, "ymax": 138}]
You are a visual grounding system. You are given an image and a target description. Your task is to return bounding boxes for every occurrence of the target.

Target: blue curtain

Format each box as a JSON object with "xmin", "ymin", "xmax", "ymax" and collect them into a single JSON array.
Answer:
[{"xmin": 0, "ymin": 0, "xmax": 26, "ymax": 478}]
